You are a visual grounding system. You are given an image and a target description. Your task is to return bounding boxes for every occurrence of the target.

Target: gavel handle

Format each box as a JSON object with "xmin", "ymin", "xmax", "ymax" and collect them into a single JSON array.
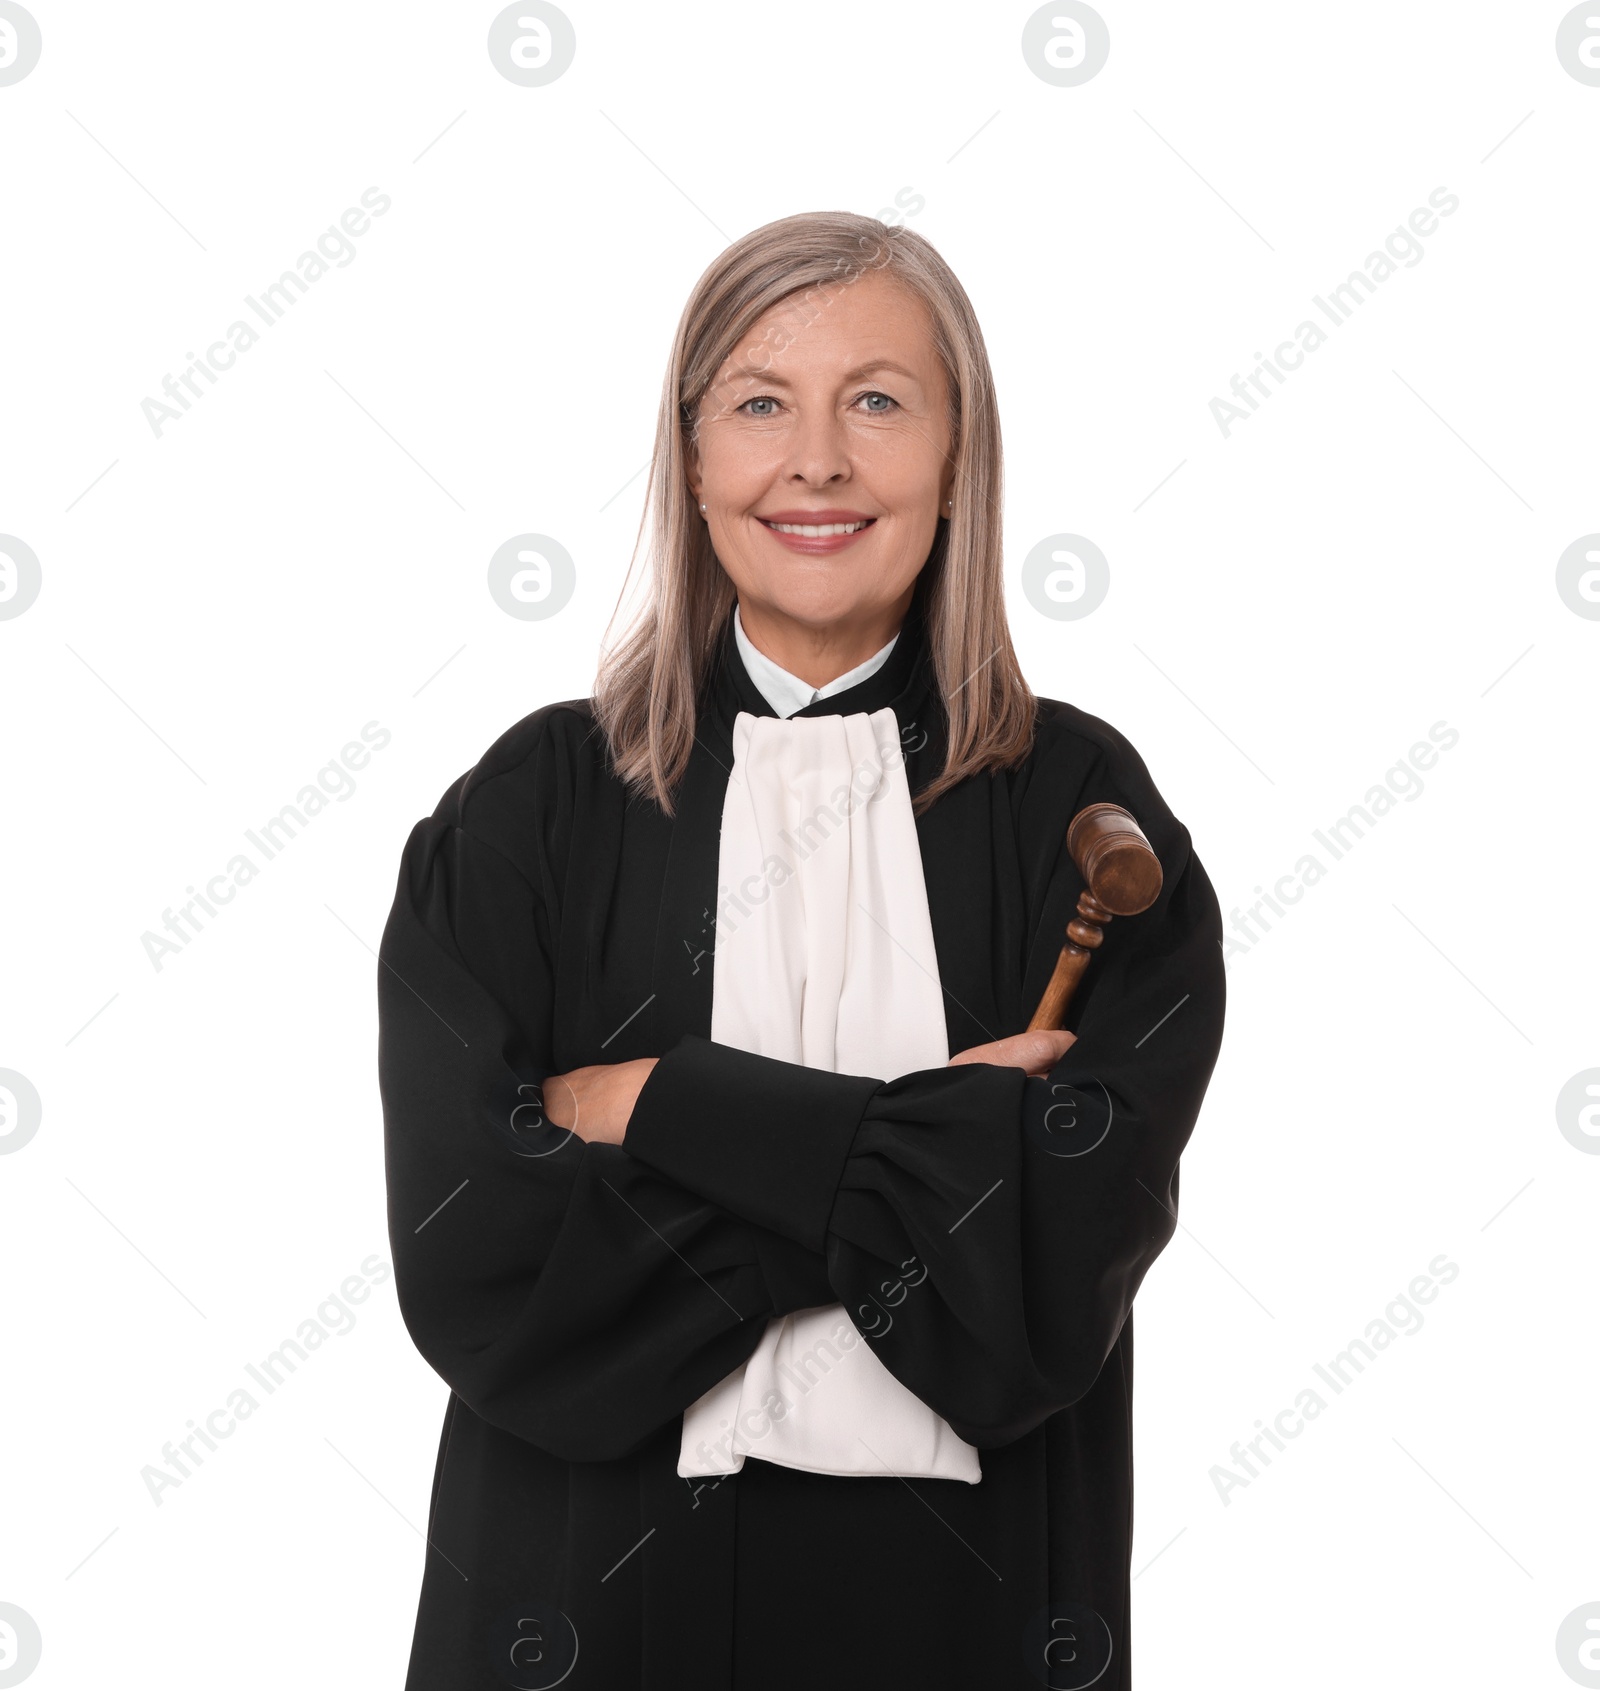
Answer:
[{"xmin": 1025, "ymin": 891, "xmax": 1114, "ymax": 1032}]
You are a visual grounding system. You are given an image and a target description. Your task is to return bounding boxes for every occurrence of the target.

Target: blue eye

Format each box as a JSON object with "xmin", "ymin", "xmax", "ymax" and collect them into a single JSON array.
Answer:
[{"xmin": 736, "ymin": 392, "xmax": 899, "ymax": 417}]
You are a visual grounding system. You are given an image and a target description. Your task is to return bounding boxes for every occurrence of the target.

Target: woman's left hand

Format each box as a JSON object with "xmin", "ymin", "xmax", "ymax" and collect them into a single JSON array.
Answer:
[
  {"xmin": 542, "ymin": 1057, "xmax": 659, "ymax": 1146},
  {"xmin": 947, "ymin": 1029, "xmax": 1076, "ymax": 1077}
]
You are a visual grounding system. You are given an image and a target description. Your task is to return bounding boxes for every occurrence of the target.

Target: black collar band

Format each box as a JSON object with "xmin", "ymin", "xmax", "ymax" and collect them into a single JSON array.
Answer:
[{"xmin": 706, "ymin": 578, "xmax": 938, "ymax": 736}]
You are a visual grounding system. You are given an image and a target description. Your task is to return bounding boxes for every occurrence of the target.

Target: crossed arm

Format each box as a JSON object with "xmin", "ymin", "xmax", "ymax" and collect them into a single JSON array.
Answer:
[
  {"xmin": 541, "ymin": 1027, "xmax": 1079, "ymax": 1146},
  {"xmin": 380, "ymin": 778, "xmax": 1223, "ymax": 1459}
]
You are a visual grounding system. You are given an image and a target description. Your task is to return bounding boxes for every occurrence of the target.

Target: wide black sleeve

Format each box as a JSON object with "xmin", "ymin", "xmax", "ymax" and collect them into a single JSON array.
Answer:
[
  {"xmin": 623, "ymin": 743, "xmax": 1226, "ymax": 1450},
  {"xmin": 376, "ymin": 740, "xmax": 877, "ymax": 1464}
]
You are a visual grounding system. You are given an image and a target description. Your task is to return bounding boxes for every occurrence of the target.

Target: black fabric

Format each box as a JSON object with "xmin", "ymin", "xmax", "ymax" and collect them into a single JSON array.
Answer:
[
  {"xmin": 624, "ymin": 1037, "xmax": 880, "ymax": 1254},
  {"xmin": 377, "ymin": 578, "xmax": 1226, "ymax": 1688}
]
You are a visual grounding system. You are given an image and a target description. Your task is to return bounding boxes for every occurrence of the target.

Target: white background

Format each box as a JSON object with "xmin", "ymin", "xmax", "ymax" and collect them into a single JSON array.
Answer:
[{"xmin": 2, "ymin": 2, "xmax": 1597, "ymax": 1686}]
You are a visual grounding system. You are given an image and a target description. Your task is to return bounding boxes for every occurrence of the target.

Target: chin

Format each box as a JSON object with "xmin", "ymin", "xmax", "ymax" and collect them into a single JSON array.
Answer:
[
  {"xmin": 753, "ymin": 566, "xmax": 907, "ymax": 627},
  {"xmin": 761, "ymin": 590, "xmax": 877, "ymax": 630}
]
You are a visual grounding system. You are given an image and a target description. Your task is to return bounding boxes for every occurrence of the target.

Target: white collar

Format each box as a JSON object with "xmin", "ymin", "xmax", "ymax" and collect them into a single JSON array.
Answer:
[{"xmin": 732, "ymin": 603, "xmax": 899, "ymax": 719}]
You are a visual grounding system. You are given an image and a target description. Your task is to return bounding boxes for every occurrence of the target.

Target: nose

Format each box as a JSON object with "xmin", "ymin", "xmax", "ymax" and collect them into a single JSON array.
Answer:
[{"xmin": 783, "ymin": 401, "xmax": 852, "ymax": 489}]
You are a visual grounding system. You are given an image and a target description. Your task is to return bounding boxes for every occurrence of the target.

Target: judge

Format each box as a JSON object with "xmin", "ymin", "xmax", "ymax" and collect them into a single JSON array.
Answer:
[{"xmin": 378, "ymin": 210, "xmax": 1226, "ymax": 1689}]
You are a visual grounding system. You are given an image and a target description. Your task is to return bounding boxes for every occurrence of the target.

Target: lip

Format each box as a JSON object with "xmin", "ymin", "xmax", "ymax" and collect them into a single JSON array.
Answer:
[{"xmin": 755, "ymin": 509, "xmax": 878, "ymax": 556}]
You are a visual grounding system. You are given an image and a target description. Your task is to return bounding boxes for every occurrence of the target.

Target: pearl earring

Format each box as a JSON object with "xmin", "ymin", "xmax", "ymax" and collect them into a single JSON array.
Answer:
[{"xmin": 700, "ymin": 502, "xmax": 707, "ymax": 513}]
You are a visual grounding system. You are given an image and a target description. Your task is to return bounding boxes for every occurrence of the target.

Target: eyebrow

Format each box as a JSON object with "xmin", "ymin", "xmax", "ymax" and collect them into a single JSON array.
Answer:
[{"xmin": 723, "ymin": 358, "xmax": 923, "ymax": 389}]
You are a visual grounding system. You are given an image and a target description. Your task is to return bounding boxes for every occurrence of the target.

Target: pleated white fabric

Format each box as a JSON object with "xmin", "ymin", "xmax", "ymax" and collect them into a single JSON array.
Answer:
[{"xmin": 677, "ymin": 707, "xmax": 982, "ymax": 1484}]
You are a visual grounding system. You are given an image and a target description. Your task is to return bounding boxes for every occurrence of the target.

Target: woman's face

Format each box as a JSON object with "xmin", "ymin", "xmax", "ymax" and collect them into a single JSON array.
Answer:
[{"xmin": 687, "ymin": 265, "xmax": 954, "ymax": 651}]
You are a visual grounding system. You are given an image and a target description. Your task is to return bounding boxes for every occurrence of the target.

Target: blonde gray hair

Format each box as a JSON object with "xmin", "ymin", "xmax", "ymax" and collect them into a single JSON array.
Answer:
[{"xmin": 593, "ymin": 209, "xmax": 1036, "ymax": 815}]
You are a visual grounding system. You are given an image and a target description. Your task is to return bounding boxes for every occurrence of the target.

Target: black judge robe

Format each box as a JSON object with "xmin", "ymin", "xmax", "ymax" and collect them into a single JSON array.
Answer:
[{"xmin": 377, "ymin": 582, "xmax": 1226, "ymax": 1689}]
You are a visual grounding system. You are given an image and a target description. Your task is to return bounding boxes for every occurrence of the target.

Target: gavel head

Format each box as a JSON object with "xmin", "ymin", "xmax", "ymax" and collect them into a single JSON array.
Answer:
[{"xmin": 1067, "ymin": 802, "xmax": 1164, "ymax": 917}]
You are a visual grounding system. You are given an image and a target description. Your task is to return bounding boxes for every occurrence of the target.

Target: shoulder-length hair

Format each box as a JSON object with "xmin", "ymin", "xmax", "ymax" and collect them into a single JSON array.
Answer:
[{"xmin": 593, "ymin": 209, "xmax": 1036, "ymax": 815}]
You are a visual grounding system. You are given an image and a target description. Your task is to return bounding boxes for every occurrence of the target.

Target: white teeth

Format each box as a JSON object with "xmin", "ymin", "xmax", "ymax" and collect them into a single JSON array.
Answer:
[{"xmin": 765, "ymin": 520, "xmax": 871, "ymax": 536}]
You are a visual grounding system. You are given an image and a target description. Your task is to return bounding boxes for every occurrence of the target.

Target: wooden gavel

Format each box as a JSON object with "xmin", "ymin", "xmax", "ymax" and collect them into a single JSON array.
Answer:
[{"xmin": 1026, "ymin": 803, "xmax": 1164, "ymax": 1031}]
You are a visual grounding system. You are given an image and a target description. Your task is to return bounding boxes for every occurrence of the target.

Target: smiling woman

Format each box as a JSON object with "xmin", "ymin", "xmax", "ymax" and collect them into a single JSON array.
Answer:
[{"xmin": 377, "ymin": 210, "xmax": 1226, "ymax": 1689}]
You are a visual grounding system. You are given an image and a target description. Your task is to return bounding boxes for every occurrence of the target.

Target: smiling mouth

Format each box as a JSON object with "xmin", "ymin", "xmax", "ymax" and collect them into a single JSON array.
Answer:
[{"xmin": 759, "ymin": 519, "xmax": 876, "ymax": 537}]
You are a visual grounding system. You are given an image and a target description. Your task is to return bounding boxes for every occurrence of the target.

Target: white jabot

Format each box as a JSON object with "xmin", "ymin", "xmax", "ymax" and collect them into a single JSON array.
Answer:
[
  {"xmin": 677, "ymin": 706, "xmax": 982, "ymax": 1485},
  {"xmin": 732, "ymin": 603, "xmax": 899, "ymax": 720}
]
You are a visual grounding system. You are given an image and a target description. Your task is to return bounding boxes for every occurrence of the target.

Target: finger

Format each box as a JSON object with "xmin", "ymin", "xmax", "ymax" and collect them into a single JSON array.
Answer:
[
  {"xmin": 547, "ymin": 1072, "xmax": 580, "ymax": 1138},
  {"xmin": 946, "ymin": 1044, "xmax": 994, "ymax": 1067},
  {"xmin": 1028, "ymin": 1030, "xmax": 1077, "ymax": 1069}
]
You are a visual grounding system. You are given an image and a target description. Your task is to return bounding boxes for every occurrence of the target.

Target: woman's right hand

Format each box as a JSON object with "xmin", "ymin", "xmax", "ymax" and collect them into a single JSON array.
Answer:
[
  {"xmin": 947, "ymin": 1029, "xmax": 1076, "ymax": 1077},
  {"xmin": 542, "ymin": 1057, "xmax": 659, "ymax": 1147}
]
